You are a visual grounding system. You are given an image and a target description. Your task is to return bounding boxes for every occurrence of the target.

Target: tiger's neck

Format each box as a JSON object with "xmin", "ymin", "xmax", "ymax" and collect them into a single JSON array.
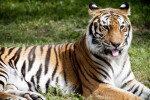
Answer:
[{"xmin": 73, "ymin": 30, "xmax": 130, "ymax": 88}]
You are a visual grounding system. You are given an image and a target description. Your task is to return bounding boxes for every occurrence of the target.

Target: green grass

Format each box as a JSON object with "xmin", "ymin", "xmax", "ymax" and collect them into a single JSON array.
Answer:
[
  {"xmin": 39, "ymin": 86, "xmax": 85, "ymax": 100},
  {"xmin": 129, "ymin": 30, "xmax": 150, "ymax": 88},
  {"xmin": 0, "ymin": 0, "xmax": 150, "ymax": 99}
]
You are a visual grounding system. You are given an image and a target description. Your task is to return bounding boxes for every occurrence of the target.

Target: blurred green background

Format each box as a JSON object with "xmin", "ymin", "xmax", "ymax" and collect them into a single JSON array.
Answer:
[{"xmin": 0, "ymin": 0, "xmax": 150, "ymax": 99}]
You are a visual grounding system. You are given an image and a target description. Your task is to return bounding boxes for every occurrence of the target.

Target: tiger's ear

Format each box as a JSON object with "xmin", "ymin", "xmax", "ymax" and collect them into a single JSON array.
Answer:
[
  {"xmin": 118, "ymin": 2, "xmax": 130, "ymax": 16},
  {"xmin": 88, "ymin": 2, "xmax": 100, "ymax": 16}
]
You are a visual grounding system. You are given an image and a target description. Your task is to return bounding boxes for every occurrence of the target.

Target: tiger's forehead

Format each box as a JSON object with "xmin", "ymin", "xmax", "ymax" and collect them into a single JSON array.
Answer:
[
  {"xmin": 100, "ymin": 11, "xmax": 123, "ymax": 21},
  {"xmin": 92, "ymin": 11, "xmax": 127, "ymax": 25},
  {"xmin": 101, "ymin": 13, "xmax": 122, "ymax": 24}
]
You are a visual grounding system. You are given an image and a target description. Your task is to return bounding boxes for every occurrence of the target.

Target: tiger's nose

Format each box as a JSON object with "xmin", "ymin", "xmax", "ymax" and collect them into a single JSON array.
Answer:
[{"xmin": 111, "ymin": 42, "xmax": 121, "ymax": 47}]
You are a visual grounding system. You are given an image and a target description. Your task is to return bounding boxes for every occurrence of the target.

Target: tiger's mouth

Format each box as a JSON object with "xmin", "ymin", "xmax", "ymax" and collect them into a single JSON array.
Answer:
[{"xmin": 104, "ymin": 49, "xmax": 122, "ymax": 57}]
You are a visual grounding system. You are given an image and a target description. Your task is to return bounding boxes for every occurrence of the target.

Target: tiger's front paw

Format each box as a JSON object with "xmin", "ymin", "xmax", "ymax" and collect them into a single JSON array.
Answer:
[{"xmin": 23, "ymin": 92, "xmax": 45, "ymax": 100}]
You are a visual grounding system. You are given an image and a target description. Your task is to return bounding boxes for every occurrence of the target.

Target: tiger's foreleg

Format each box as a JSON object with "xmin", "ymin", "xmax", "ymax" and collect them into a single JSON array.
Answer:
[
  {"xmin": 0, "ymin": 74, "xmax": 26, "ymax": 100},
  {"xmin": 89, "ymin": 83, "xmax": 143, "ymax": 100},
  {"xmin": 0, "ymin": 91, "xmax": 26, "ymax": 100},
  {"xmin": 0, "ymin": 66, "xmax": 45, "ymax": 100},
  {"xmin": 0, "ymin": 65, "xmax": 25, "ymax": 99},
  {"xmin": 122, "ymin": 79, "xmax": 150, "ymax": 100},
  {"xmin": 4, "ymin": 84, "xmax": 46, "ymax": 100}
]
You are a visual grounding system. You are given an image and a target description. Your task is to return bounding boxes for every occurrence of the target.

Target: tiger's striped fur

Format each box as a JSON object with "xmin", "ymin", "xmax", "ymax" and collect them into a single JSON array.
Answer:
[{"xmin": 0, "ymin": 2, "xmax": 149, "ymax": 100}]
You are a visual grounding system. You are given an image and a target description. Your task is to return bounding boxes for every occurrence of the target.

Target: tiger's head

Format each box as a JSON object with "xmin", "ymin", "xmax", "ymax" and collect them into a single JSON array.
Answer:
[{"xmin": 86, "ymin": 2, "xmax": 132, "ymax": 58}]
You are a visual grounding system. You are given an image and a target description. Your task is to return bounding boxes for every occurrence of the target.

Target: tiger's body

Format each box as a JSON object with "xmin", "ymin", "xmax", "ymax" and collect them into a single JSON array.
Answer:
[{"xmin": 0, "ymin": 2, "xmax": 150, "ymax": 100}]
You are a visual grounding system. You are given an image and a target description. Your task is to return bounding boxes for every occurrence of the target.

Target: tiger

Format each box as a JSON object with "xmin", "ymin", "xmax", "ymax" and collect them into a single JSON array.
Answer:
[{"xmin": 0, "ymin": 2, "xmax": 149, "ymax": 100}]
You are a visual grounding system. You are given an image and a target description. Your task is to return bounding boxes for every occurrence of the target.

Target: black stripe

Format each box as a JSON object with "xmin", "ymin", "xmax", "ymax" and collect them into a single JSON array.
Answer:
[
  {"xmin": 125, "ymin": 25, "xmax": 131, "ymax": 45},
  {"xmin": 102, "ymin": 20, "xmax": 106, "ymax": 24},
  {"xmin": 0, "ymin": 74, "xmax": 7, "ymax": 81},
  {"xmin": 58, "ymin": 45, "xmax": 61, "ymax": 59},
  {"xmin": 0, "ymin": 80, "xmax": 5, "ymax": 88},
  {"xmin": 40, "ymin": 45, "xmax": 44, "ymax": 55},
  {"xmin": 0, "ymin": 64, "xmax": 4, "ymax": 68},
  {"xmin": 31, "ymin": 77, "xmax": 35, "ymax": 85},
  {"xmin": 25, "ymin": 46, "xmax": 29, "ymax": 51},
  {"xmin": 8, "ymin": 48, "xmax": 19, "ymax": 68},
  {"xmin": 89, "ymin": 23, "xmax": 93, "ymax": 35},
  {"xmin": 46, "ymin": 78, "xmax": 50, "ymax": 92},
  {"xmin": 28, "ymin": 46, "xmax": 36, "ymax": 71},
  {"xmin": 36, "ymin": 64, "xmax": 42, "ymax": 87},
  {"xmin": 8, "ymin": 47, "xmax": 15, "ymax": 55},
  {"xmin": 0, "ymin": 47, "xmax": 6, "ymax": 65},
  {"xmin": 90, "ymin": 71, "xmax": 104, "ymax": 83},
  {"xmin": 62, "ymin": 44, "xmax": 69, "ymax": 86},
  {"xmin": 0, "ymin": 58, "xmax": 5, "ymax": 67},
  {"xmin": 127, "ymin": 84, "xmax": 136, "ymax": 92},
  {"xmin": 12, "ymin": 47, "xmax": 22, "ymax": 66},
  {"xmin": 0, "ymin": 70, "xmax": 8, "ymax": 76},
  {"xmin": 45, "ymin": 46, "xmax": 51, "ymax": 75},
  {"xmin": 98, "ymin": 18, "xmax": 100, "ymax": 23},
  {"xmin": 121, "ymin": 79, "xmax": 133, "ymax": 88},
  {"xmin": 8, "ymin": 60, "xmax": 14, "ymax": 68},
  {"xmin": 27, "ymin": 82, "xmax": 32, "ymax": 91},
  {"xmin": 31, "ymin": 76, "xmax": 36, "ymax": 91},
  {"xmin": 69, "ymin": 44, "xmax": 73, "ymax": 59},
  {"xmin": 138, "ymin": 87, "xmax": 143, "ymax": 96},
  {"xmin": 56, "ymin": 77, "xmax": 59, "ymax": 84},
  {"xmin": 103, "ymin": 13, "xmax": 109, "ymax": 16},
  {"xmin": 21, "ymin": 61, "xmax": 26, "ymax": 77},
  {"xmin": 132, "ymin": 85, "xmax": 140, "ymax": 94},
  {"xmin": 0, "ymin": 47, "xmax": 5, "ymax": 56},
  {"xmin": 93, "ymin": 54, "xmax": 114, "ymax": 73},
  {"xmin": 65, "ymin": 43, "xmax": 69, "ymax": 55},
  {"xmin": 96, "ymin": 67, "xmax": 111, "ymax": 79},
  {"xmin": 52, "ymin": 45, "xmax": 58, "ymax": 80},
  {"xmin": 7, "ymin": 47, "xmax": 21, "ymax": 69}
]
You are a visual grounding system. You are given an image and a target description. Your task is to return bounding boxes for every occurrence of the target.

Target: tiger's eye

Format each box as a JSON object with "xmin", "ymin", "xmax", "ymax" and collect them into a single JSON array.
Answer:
[{"xmin": 120, "ymin": 25, "xmax": 124, "ymax": 30}]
